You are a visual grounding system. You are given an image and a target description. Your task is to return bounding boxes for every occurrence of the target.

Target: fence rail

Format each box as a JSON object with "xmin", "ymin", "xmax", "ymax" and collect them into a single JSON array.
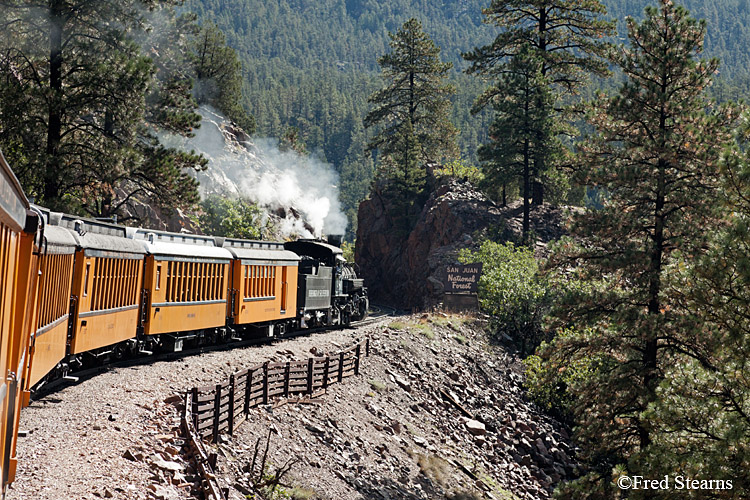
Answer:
[{"xmin": 188, "ymin": 338, "xmax": 369, "ymax": 443}]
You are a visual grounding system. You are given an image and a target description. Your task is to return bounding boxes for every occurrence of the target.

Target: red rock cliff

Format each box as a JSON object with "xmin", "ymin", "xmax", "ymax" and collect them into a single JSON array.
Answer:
[{"xmin": 355, "ymin": 178, "xmax": 566, "ymax": 310}]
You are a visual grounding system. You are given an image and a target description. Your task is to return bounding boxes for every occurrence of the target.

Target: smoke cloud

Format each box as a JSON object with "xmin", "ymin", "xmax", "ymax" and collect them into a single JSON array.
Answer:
[{"xmin": 163, "ymin": 106, "xmax": 347, "ymax": 238}]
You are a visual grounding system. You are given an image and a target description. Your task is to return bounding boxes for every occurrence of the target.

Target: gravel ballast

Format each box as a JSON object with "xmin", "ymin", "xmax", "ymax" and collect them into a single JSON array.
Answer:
[{"xmin": 7, "ymin": 324, "xmax": 375, "ymax": 500}]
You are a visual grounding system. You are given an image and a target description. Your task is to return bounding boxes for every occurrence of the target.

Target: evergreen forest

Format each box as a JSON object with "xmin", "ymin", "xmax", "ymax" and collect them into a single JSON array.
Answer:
[{"xmin": 185, "ymin": 0, "xmax": 750, "ymax": 231}]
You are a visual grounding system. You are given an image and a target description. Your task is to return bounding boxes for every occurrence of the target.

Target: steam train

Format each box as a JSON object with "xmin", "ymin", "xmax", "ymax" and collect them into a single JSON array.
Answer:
[{"xmin": 0, "ymin": 151, "xmax": 367, "ymax": 492}]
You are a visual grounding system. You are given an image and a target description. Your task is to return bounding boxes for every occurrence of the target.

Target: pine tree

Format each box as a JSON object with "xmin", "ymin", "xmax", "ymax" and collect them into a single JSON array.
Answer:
[
  {"xmin": 0, "ymin": 0, "xmax": 204, "ymax": 218},
  {"xmin": 465, "ymin": 0, "xmax": 614, "ymax": 207},
  {"xmin": 645, "ymin": 123, "xmax": 750, "ymax": 496},
  {"xmin": 339, "ymin": 117, "xmax": 375, "ymax": 240},
  {"xmin": 540, "ymin": 1, "xmax": 742, "ymax": 495},
  {"xmin": 191, "ymin": 21, "xmax": 255, "ymax": 134},
  {"xmin": 477, "ymin": 46, "xmax": 557, "ymax": 244},
  {"xmin": 364, "ymin": 18, "xmax": 458, "ymax": 201}
]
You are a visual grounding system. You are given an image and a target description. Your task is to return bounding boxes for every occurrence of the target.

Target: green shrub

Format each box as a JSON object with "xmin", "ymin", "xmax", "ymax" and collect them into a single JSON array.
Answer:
[
  {"xmin": 340, "ymin": 240, "xmax": 355, "ymax": 263},
  {"xmin": 368, "ymin": 379, "xmax": 386, "ymax": 391},
  {"xmin": 413, "ymin": 323, "xmax": 435, "ymax": 339},
  {"xmin": 199, "ymin": 195, "xmax": 266, "ymax": 239},
  {"xmin": 388, "ymin": 320, "xmax": 408, "ymax": 331},
  {"xmin": 459, "ymin": 240, "xmax": 551, "ymax": 354},
  {"xmin": 388, "ymin": 320, "xmax": 435, "ymax": 339},
  {"xmin": 523, "ymin": 329, "xmax": 601, "ymax": 422},
  {"xmin": 434, "ymin": 160, "xmax": 484, "ymax": 185}
]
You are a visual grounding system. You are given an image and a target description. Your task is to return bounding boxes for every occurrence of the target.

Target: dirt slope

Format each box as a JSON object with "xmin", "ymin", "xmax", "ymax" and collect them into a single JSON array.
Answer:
[
  {"xmin": 215, "ymin": 315, "xmax": 577, "ymax": 500},
  {"xmin": 8, "ymin": 314, "xmax": 575, "ymax": 500}
]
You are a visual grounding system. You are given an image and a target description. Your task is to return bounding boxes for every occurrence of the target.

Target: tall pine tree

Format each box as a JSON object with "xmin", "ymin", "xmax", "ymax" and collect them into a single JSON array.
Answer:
[
  {"xmin": 645, "ymin": 122, "xmax": 750, "ymax": 496},
  {"xmin": 477, "ymin": 46, "xmax": 557, "ymax": 243},
  {"xmin": 364, "ymin": 18, "xmax": 458, "ymax": 202},
  {"xmin": 540, "ymin": 1, "xmax": 741, "ymax": 496},
  {"xmin": 191, "ymin": 21, "xmax": 255, "ymax": 134},
  {"xmin": 465, "ymin": 0, "xmax": 614, "ymax": 208}
]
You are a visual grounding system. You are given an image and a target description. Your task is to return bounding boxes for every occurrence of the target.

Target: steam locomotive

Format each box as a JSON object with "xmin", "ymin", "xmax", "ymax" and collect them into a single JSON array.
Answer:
[{"xmin": 0, "ymin": 151, "xmax": 367, "ymax": 492}]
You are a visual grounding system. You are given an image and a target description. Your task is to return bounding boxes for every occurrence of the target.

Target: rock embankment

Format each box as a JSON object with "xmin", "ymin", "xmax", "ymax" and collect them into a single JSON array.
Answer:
[
  {"xmin": 215, "ymin": 315, "xmax": 577, "ymax": 500},
  {"xmin": 7, "ymin": 325, "xmax": 371, "ymax": 500},
  {"xmin": 355, "ymin": 179, "xmax": 566, "ymax": 310}
]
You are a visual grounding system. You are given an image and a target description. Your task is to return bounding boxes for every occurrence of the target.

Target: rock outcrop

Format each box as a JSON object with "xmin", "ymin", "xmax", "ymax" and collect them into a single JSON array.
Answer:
[{"xmin": 355, "ymin": 179, "xmax": 567, "ymax": 309}]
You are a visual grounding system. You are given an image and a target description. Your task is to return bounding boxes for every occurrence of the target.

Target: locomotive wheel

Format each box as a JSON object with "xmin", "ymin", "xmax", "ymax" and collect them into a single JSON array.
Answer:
[{"xmin": 358, "ymin": 296, "xmax": 369, "ymax": 320}]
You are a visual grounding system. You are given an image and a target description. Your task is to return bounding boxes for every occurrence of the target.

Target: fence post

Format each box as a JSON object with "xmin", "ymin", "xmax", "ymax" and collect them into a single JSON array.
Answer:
[
  {"xmin": 212, "ymin": 384, "xmax": 222, "ymax": 442},
  {"xmin": 323, "ymin": 356, "xmax": 330, "ymax": 389},
  {"xmin": 244, "ymin": 369, "xmax": 253, "ymax": 414},
  {"xmin": 307, "ymin": 358, "xmax": 314, "ymax": 394},
  {"xmin": 366, "ymin": 338, "xmax": 370, "ymax": 357},
  {"xmin": 283, "ymin": 362, "xmax": 290, "ymax": 397},
  {"xmin": 182, "ymin": 390, "xmax": 188, "ymax": 422},
  {"xmin": 262, "ymin": 362, "xmax": 269, "ymax": 405},
  {"xmin": 338, "ymin": 351, "xmax": 345, "ymax": 383},
  {"xmin": 191, "ymin": 387, "xmax": 199, "ymax": 429},
  {"xmin": 228, "ymin": 374, "xmax": 235, "ymax": 435},
  {"xmin": 354, "ymin": 344, "xmax": 361, "ymax": 375}
]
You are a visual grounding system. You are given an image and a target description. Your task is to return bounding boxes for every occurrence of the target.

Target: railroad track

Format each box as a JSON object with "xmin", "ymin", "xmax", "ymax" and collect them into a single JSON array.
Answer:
[{"xmin": 30, "ymin": 305, "xmax": 400, "ymax": 401}]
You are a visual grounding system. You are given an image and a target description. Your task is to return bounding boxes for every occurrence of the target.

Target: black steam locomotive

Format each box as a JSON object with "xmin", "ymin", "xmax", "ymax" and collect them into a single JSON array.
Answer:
[{"xmin": 285, "ymin": 239, "xmax": 368, "ymax": 328}]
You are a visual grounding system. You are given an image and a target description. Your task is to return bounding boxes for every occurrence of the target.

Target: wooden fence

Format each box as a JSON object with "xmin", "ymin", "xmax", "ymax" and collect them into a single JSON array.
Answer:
[
  {"xmin": 188, "ymin": 339, "xmax": 369, "ymax": 443},
  {"xmin": 182, "ymin": 390, "xmax": 226, "ymax": 500}
]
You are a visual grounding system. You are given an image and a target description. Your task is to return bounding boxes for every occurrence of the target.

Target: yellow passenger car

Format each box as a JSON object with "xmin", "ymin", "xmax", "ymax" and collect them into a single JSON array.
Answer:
[
  {"xmin": 46, "ymin": 215, "xmax": 147, "ymax": 355},
  {"xmin": 136, "ymin": 230, "xmax": 233, "ymax": 342},
  {"xmin": 23, "ymin": 223, "xmax": 77, "ymax": 390},
  {"xmin": 0, "ymin": 151, "xmax": 38, "ymax": 488},
  {"xmin": 223, "ymin": 239, "xmax": 300, "ymax": 333}
]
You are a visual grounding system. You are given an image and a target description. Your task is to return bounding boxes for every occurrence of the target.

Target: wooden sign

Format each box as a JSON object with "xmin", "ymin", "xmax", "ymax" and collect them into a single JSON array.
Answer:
[{"xmin": 444, "ymin": 263, "xmax": 482, "ymax": 293}]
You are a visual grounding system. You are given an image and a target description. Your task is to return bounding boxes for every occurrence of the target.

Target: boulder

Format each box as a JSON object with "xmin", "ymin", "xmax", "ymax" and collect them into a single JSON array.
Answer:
[{"xmin": 465, "ymin": 419, "xmax": 487, "ymax": 436}]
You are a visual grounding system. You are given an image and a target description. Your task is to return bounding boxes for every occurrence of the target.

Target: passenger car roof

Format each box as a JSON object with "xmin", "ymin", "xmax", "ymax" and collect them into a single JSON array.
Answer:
[
  {"xmin": 133, "ymin": 229, "xmax": 233, "ymax": 260},
  {"xmin": 45, "ymin": 211, "xmax": 146, "ymax": 257},
  {"xmin": 222, "ymin": 238, "xmax": 300, "ymax": 263},
  {"xmin": 43, "ymin": 225, "xmax": 78, "ymax": 255}
]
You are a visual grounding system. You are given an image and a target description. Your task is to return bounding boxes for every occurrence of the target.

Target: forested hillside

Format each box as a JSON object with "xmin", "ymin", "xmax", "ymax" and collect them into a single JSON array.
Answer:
[
  {"xmin": 184, "ymin": 0, "xmax": 750, "ymax": 234},
  {"xmin": 608, "ymin": 0, "xmax": 750, "ymax": 78}
]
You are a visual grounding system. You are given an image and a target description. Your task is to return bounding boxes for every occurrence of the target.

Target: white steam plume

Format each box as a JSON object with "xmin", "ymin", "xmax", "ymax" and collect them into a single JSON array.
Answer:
[{"xmin": 162, "ymin": 106, "xmax": 347, "ymax": 238}]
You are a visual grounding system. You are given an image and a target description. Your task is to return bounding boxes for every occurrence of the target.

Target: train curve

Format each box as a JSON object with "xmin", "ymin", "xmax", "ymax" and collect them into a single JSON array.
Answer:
[{"xmin": 0, "ymin": 150, "xmax": 370, "ymax": 494}]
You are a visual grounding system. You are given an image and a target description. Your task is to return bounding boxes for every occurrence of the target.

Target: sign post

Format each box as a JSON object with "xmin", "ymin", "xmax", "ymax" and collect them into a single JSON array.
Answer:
[{"xmin": 443, "ymin": 263, "xmax": 482, "ymax": 311}]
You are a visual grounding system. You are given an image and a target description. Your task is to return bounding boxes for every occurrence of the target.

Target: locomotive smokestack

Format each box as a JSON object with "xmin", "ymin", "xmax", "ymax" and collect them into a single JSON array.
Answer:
[{"xmin": 327, "ymin": 234, "xmax": 343, "ymax": 247}]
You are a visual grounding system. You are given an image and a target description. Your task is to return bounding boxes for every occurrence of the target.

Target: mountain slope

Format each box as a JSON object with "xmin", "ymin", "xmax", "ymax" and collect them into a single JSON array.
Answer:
[{"xmin": 184, "ymin": 0, "xmax": 750, "ymax": 236}]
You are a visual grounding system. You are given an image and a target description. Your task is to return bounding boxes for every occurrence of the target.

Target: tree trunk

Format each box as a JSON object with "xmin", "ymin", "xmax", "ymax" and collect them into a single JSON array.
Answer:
[
  {"xmin": 640, "ymin": 159, "xmax": 666, "ymax": 450},
  {"xmin": 44, "ymin": 0, "xmax": 65, "ymax": 207},
  {"xmin": 523, "ymin": 140, "xmax": 530, "ymax": 245}
]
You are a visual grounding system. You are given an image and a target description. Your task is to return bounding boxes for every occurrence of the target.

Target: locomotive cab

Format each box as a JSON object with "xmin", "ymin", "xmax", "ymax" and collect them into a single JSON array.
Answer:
[{"xmin": 284, "ymin": 239, "xmax": 368, "ymax": 327}]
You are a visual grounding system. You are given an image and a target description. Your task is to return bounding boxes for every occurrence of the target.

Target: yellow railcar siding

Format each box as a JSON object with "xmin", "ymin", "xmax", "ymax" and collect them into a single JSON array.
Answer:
[
  {"xmin": 232, "ymin": 262, "xmax": 298, "ymax": 324},
  {"xmin": 69, "ymin": 253, "xmax": 143, "ymax": 354},
  {"xmin": 70, "ymin": 307, "xmax": 140, "ymax": 354},
  {"xmin": 0, "ymin": 224, "xmax": 18, "ymax": 488},
  {"xmin": 142, "ymin": 258, "xmax": 230, "ymax": 336},
  {"xmin": 25, "ymin": 252, "xmax": 75, "ymax": 389}
]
